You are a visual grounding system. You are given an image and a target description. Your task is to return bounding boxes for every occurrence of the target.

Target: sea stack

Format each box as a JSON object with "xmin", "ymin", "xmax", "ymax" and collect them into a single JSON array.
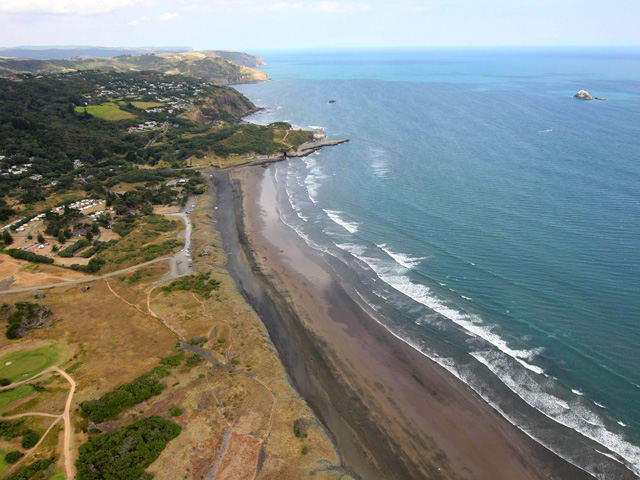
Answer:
[{"xmin": 573, "ymin": 90, "xmax": 595, "ymax": 100}]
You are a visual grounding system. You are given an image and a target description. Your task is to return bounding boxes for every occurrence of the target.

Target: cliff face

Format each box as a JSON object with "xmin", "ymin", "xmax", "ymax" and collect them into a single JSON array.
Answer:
[
  {"xmin": 198, "ymin": 50, "xmax": 267, "ymax": 68},
  {"xmin": 182, "ymin": 87, "xmax": 259, "ymax": 124},
  {"xmin": 0, "ymin": 50, "xmax": 269, "ymax": 85}
]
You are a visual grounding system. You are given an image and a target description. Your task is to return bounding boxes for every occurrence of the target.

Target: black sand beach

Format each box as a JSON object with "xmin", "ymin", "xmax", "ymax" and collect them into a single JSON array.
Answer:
[{"xmin": 207, "ymin": 165, "xmax": 593, "ymax": 480}]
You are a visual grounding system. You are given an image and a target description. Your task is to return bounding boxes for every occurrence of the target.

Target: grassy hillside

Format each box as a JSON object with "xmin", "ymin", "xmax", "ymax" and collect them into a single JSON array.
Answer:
[{"xmin": 0, "ymin": 51, "xmax": 268, "ymax": 85}]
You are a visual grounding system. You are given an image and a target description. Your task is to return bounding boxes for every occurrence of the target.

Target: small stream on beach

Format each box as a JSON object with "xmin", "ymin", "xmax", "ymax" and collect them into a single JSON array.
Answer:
[{"xmin": 235, "ymin": 48, "xmax": 640, "ymax": 478}]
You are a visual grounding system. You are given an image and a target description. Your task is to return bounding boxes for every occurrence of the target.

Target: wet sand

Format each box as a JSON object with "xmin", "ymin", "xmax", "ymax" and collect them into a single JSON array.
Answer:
[{"xmin": 210, "ymin": 165, "xmax": 591, "ymax": 480}]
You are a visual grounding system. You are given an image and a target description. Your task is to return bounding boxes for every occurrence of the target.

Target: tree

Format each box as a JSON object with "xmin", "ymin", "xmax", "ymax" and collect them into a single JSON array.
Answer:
[
  {"xmin": 4, "ymin": 450, "xmax": 24, "ymax": 464},
  {"xmin": 57, "ymin": 232, "xmax": 66, "ymax": 244},
  {"xmin": 21, "ymin": 428, "xmax": 40, "ymax": 448},
  {"xmin": 37, "ymin": 233, "xmax": 45, "ymax": 244},
  {"xmin": 2, "ymin": 229, "xmax": 13, "ymax": 246},
  {"xmin": 85, "ymin": 231, "xmax": 93, "ymax": 241}
]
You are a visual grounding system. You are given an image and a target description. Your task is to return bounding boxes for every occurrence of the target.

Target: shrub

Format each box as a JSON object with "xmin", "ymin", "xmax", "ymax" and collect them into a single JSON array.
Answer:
[
  {"xmin": 75, "ymin": 417, "xmax": 181, "ymax": 480},
  {"xmin": 6, "ymin": 249, "xmax": 54, "ymax": 264},
  {"xmin": 80, "ymin": 369, "xmax": 166, "ymax": 423},
  {"xmin": 169, "ymin": 407, "xmax": 183, "ymax": 417},
  {"xmin": 186, "ymin": 354, "xmax": 200, "ymax": 366},
  {"xmin": 21, "ymin": 428, "xmax": 40, "ymax": 449},
  {"xmin": 4, "ymin": 450, "xmax": 24, "ymax": 464},
  {"xmin": 6, "ymin": 458, "xmax": 54, "ymax": 480}
]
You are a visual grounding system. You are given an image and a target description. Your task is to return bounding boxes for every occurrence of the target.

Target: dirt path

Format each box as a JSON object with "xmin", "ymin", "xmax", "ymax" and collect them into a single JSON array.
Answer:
[
  {"xmin": 3, "ymin": 366, "xmax": 76, "ymax": 479},
  {"xmin": 0, "ymin": 256, "xmax": 170, "ymax": 296}
]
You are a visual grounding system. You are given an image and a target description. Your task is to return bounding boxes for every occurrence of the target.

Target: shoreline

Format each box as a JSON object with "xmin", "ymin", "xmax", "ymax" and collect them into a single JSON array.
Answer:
[{"xmin": 209, "ymin": 164, "xmax": 593, "ymax": 479}]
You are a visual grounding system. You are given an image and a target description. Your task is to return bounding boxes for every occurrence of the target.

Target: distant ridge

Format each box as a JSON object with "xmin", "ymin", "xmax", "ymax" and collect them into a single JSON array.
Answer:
[
  {"xmin": 0, "ymin": 45, "xmax": 193, "ymax": 60},
  {"xmin": 0, "ymin": 50, "xmax": 268, "ymax": 85}
]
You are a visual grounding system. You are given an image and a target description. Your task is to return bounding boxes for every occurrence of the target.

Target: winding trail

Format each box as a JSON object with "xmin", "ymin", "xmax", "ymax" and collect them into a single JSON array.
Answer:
[{"xmin": 2, "ymin": 366, "xmax": 76, "ymax": 479}]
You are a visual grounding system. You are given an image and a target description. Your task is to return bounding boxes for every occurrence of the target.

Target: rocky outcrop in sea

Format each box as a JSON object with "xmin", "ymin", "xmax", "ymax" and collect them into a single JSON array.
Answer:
[{"xmin": 573, "ymin": 90, "xmax": 607, "ymax": 101}]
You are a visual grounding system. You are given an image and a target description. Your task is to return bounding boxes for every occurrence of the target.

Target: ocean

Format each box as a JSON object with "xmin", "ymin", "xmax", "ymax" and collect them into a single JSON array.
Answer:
[{"xmin": 234, "ymin": 47, "xmax": 640, "ymax": 478}]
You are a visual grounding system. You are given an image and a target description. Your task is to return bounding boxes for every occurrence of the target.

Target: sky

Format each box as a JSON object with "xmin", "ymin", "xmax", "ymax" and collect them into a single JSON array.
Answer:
[{"xmin": 0, "ymin": 0, "xmax": 639, "ymax": 51}]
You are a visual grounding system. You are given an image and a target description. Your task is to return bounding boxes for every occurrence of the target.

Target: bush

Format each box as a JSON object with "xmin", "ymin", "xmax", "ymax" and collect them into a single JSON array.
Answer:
[
  {"xmin": 6, "ymin": 249, "xmax": 54, "ymax": 264},
  {"xmin": 80, "ymin": 369, "xmax": 166, "ymax": 423},
  {"xmin": 0, "ymin": 420, "xmax": 24, "ymax": 440},
  {"xmin": 2, "ymin": 230, "xmax": 13, "ymax": 245},
  {"xmin": 186, "ymin": 354, "xmax": 200, "ymax": 366},
  {"xmin": 75, "ymin": 416, "xmax": 181, "ymax": 480},
  {"xmin": 169, "ymin": 407, "xmax": 182, "ymax": 417},
  {"xmin": 0, "ymin": 378, "xmax": 10, "ymax": 386},
  {"xmin": 4, "ymin": 450, "xmax": 24, "ymax": 464},
  {"xmin": 160, "ymin": 354, "xmax": 184, "ymax": 367},
  {"xmin": 57, "ymin": 238, "xmax": 90, "ymax": 257},
  {"xmin": 6, "ymin": 458, "xmax": 54, "ymax": 480},
  {"xmin": 21, "ymin": 428, "xmax": 40, "ymax": 449}
]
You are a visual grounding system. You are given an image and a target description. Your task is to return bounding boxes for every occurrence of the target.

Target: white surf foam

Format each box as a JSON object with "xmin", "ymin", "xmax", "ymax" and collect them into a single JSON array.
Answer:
[
  {"xmin": 377, "ymin": 243, "xmax": 424, "ymax": 269},
  {"xmin": 324, "ymin": 209, "xmax": 359, "ymax": 234},
  {"xmin": 336, "ymin": 243, "xmax": 367, "ymax": 257},
  {"xmin": 471, "ymin": 351, "xmax": 640, "ymax": 475},
  {"xmin": 572, "ymin": 389, "xmax": 584, "ymax": 396},
  {"xmin": 344, "ymin": 248, "xmax": 544, "ymax": 373}
]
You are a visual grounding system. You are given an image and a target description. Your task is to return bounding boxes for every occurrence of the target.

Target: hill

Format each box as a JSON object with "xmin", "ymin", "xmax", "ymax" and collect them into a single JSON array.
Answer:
[
  {"xmin": 0, "ymin": 50, "xmax": 268, "ymax": 85},
  {"xmin": 0, "ymin": 45, "xmax": 193, "ymax": 60}
]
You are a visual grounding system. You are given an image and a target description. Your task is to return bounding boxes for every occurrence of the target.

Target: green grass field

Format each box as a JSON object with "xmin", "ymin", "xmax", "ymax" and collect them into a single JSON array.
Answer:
[
  {"xmin": 75, "ymin": 103, "xmax": 135, "ymax": 121},
  {"xmin": 0, "ymin": 385, "xmax": 35, "ymax": 409},
  {"xmin": 0, "ymin": 451, "xmax": 8, "ymax": 477},
  {"xmin": 0, "ymin": 344, "xmax": 61, "ymax": 382},
  {"xmin": 130, "ymin": 101, "xmax": 165, "ymax": 109}
]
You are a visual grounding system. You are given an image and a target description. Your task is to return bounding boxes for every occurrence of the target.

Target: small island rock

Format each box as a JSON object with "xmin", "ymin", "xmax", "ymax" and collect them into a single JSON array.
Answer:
[{"xmin": 573, "ymin": 90, "xmax": 595, "ymax": 100}]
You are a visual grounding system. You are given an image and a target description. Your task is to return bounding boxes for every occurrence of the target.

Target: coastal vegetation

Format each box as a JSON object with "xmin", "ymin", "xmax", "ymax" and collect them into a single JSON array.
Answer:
[
  {"xmin": 0, "ymin": 50, "xmax": 268, "ymax": 85},
  {"xmin": 75, "ymin": 416, "xmax": 181, "ymax": 480},
  {"xmin": 6, "ymin": 458, "xmax": 55, "ymax": 480},
  {"xmin": 0, "ymin": 70, "xmax": 315, "ymax": 274},
  {"xmin": 161, "ymin": 270, "xmax": 221, "ymax": 299},
  {"xmin": 0, "ymin": 60, "xmax": 351, "ymax": 479},
  {"xmin": 80, "ymin": 365, "xmax": 170, "ymax": 423},
  {"xmin": 0, "ymin": 301, "xmax": 56, "ymax": 339}
]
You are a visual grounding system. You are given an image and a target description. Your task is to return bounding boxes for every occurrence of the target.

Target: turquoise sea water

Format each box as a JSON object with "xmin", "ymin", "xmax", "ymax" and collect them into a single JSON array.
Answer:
[{"xmin": 235, "ymin": 48, "xmax": 640, "ymax": 478}]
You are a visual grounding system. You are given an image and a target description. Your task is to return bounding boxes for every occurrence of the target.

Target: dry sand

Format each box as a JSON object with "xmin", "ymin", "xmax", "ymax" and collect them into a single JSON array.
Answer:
[{"xmin": 210, "ymin": 165, "xmax": 591, "ymax": 480}]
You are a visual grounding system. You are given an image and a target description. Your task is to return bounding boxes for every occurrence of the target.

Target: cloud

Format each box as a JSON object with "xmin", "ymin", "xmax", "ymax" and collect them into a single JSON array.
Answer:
[
  {"xmin": 128, "ymin": 15, "xmax": 149, "ymax": 26},
  {"xmin": 268, "ymin": 2, "xmax": 305, "ymax": 10},
  {"xmin": 0, "ymin": 0, "xmax": 146, "ymax": 15},
  {"xmin": 311, "ymin": 1, "xmax": 370, "ymax": 13},
  {"xmin": 391, "ymin": 2, "xmax": 428, "ymax": 12},
  {"xmin": 197, "ymin": 0, "xmax": 369, "ymax": 14},
  {"xmin": 156, "ymin": 11, "xmax": 180, "ymax": 21}
]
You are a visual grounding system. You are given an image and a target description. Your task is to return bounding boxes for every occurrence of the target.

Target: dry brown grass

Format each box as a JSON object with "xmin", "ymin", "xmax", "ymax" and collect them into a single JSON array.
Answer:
[
  {"xmin": 0, "ymin": 256, "xmax": 89, "ymax": 290},
  {"xmin": 0, "ymin": 191, "xmax": 348, "ymax": 480}
]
